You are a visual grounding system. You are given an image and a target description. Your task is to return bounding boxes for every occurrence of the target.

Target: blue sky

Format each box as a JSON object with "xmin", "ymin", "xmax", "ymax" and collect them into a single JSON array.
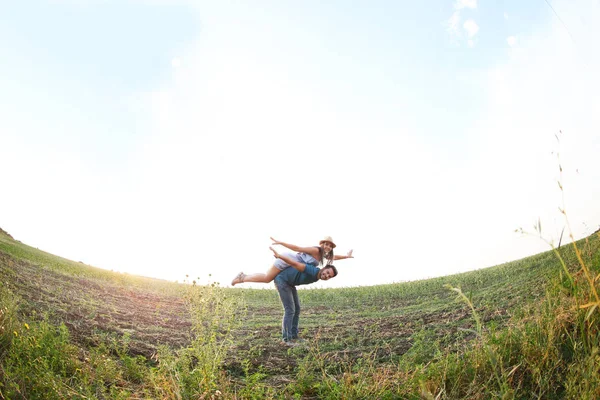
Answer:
[
  {"xmin": 1, "ymin": 2, "xmax": 197, "ymax": 166},
  {"xmin": 1, "ymin": 0, "xmax": 599, "ymax": 288}
]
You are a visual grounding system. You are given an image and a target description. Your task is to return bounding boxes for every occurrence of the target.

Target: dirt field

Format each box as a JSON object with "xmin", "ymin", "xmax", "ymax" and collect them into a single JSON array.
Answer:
[{"xmin": 0, "ymin": 249, "xmax": 488, "ymax": 384}]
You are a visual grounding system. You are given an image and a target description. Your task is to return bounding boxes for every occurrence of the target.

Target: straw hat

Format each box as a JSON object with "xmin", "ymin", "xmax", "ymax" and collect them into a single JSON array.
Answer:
[{"xmin": 319, "ymin": 236, "xmax": 336, "ymax": 248}]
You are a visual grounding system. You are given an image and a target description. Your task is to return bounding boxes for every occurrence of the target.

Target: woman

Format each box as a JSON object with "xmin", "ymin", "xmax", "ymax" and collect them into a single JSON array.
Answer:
[{"xmin": 231, "ymin": 236, "xmax": 353, "ymax": 286}]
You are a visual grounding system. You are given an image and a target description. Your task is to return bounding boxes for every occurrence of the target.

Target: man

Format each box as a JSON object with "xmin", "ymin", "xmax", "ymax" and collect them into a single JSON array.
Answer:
[{"xmin": 269, "ymin": 246, "xmax": 338, "ymax": 345}]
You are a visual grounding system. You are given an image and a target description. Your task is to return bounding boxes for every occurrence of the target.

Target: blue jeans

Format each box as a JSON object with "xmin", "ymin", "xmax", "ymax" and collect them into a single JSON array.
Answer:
[{"xmin": 274, "ymin": 278, "xmax": 300, "ymax": 341}]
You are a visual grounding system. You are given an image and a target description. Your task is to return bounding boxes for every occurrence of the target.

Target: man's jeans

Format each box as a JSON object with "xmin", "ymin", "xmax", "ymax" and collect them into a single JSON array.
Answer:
[{"xmin": 274, "ymin": 278, "xmax": 300, "ymax": 341}]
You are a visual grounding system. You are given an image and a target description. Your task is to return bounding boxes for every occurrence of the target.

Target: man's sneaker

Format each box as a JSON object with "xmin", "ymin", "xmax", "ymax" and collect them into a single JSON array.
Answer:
[{"xmin": 282, "ymin": 340, "xmax": 299, "ymax": 347}]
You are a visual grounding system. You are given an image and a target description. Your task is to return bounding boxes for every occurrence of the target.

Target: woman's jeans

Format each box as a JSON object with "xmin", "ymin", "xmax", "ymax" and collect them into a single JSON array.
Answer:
[{"xmin": 274, "ymin": 277, "xmax": 300, "ymax": 341}]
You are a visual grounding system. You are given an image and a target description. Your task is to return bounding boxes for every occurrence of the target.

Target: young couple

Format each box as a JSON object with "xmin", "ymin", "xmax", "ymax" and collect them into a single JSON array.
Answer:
[{"xmin": 231, "ymin": 236, "xmax": 354, "ymax": 345}]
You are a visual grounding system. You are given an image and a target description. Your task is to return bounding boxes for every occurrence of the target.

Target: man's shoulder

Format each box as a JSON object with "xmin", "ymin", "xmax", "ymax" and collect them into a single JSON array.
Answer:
[
  {"xmin": 276, "ymin": 267, "xmax": 299, "ymax": 281},
  {"xmin": 304, "ymin": 264, "xmax": 320, "ymax": 277}
]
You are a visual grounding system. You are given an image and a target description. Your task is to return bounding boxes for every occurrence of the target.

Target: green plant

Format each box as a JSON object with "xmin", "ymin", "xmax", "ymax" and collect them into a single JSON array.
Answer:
[
  {"xmin": 0, "ymin": 284, "xmax": 18, "ymax": 362},
  {"xmin": 148, "ymin": 278, "xmax": 246, "ymax": 398},
  {"xmin": 0, "ymin": 320, "xmax": 84, "ymax": 399}
]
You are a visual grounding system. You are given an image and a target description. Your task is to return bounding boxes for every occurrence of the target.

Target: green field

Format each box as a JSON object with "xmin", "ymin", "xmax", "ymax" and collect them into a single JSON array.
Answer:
[{"xmin": 1, "ymin": 226, "xmax": 599, "ymax": 399}]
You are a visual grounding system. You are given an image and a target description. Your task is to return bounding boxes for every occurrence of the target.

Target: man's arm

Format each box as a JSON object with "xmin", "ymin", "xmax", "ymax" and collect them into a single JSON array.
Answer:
[
  {"xmin": 333, "ymin": 249, "xmax": 354, "ymax": 261},
  {"xmin": 270, "ymin": 246, "xmax": 306, "ymax": 272},
  {"xmin": 270, "ymin": 237, "xmax": 320, "ymax": 259}
]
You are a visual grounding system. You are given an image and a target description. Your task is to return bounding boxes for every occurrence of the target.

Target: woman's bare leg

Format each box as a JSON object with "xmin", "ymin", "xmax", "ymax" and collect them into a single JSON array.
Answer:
[
  {"xmin": 232, "ymin": 265, "xmax": 282, "ymax": 285},
  {"xmin": 242, "ymin": 265, "xmax": 282, "ymax": 283}
]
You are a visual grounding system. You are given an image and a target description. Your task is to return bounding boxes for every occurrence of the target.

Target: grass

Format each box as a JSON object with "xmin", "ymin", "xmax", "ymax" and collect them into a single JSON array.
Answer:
[{"xmin": 1, "ymin": 226, "xmax": 599, "ymax": 398}]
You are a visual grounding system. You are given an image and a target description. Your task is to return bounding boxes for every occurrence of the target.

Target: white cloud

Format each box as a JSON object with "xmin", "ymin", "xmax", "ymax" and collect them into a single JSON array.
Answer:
[
  {"xmin": 171, "ymin": 57, "xmax": 181, "ymax": 68},
  {"xmin": 447, "ymin": 11, "xmax": 461, "ymax": 36},
  {"xmin": 446, "ymin": 1, "xmax": 479, "ymax": 45},
  {"xmin": 434, "ymin": 0, "xmax": 600, "ymax": 281},
  {"xmin": 460, "ymin": 0, "xmax": 600, "ymax": 267},
  {"xmin": 456, "ymin": 0, "xmax": 477, "ymax": 9},
  {"xmin": 463, "ymin": 19, "xmax": 479, "ymax": 37},
  {"xmin": 504, "ymin": 12, "xmax": 509, "ymax": 19}
]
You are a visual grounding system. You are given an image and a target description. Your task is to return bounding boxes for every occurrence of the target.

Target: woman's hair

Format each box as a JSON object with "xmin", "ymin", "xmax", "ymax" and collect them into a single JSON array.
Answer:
[{"xmin": 318, "ymin": 246, "xmax": 334, "ymax": 266}]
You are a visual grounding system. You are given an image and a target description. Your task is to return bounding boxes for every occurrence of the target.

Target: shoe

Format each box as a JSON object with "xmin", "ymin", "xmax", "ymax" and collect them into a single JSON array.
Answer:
[
  {"xmin": 282, "ymin": 340, "xmax": 299, "ymax": 347},
  {"xmin": 231, "ymin": 272, "xmax": 245, "ymax": 286}
]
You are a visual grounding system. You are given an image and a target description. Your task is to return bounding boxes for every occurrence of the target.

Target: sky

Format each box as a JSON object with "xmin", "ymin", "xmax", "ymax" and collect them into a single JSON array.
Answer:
[{"xmin": 1, "ymin": 0, "xmax": 599, "ymax": 289}]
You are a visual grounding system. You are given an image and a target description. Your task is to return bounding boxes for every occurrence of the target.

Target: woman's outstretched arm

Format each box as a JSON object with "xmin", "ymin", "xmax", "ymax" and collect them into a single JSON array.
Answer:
[
  {"xmin": 270, "ymin": 237, "xmax": 320, "ymax": 259},
  {"xmin": 270, "ymin": 246, "xmax": 306, "ymax": 272},
  {"xmin": 333, "ymin": 249, "xmax": 354, "ymax": 261}
]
